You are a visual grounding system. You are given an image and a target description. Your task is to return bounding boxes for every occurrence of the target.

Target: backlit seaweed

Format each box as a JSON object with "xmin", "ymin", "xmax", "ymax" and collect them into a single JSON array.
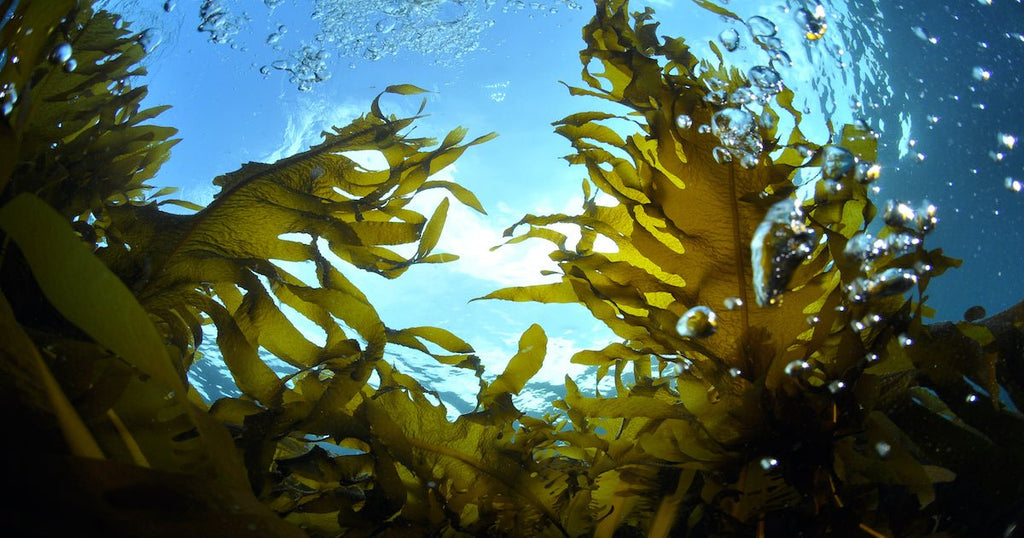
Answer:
[{"xmin": 1, "ymin": 0, "xmax": 1023, "ymax": 537}]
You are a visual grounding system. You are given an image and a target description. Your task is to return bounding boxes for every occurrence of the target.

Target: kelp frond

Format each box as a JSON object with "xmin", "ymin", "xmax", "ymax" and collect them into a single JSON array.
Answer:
[{"xmin": 2, "ymin": 0, "xmax": 1024, "ymax": 537}]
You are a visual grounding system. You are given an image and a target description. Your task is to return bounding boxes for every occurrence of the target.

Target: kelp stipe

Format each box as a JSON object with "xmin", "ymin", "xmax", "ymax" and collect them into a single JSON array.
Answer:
[{"xmin": 484, "ymin": 0, "xmax": 1024, "ymax": 535}]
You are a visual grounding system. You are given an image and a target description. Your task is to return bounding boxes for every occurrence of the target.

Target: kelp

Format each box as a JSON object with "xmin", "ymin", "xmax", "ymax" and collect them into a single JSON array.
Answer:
[
  {"xmin": 2, "ymin": 0, "xmax": 1024, "ymax": 537},
  {"xmin": 481, "ymin": 0, "xmax": 1024, "ymax": 535}
]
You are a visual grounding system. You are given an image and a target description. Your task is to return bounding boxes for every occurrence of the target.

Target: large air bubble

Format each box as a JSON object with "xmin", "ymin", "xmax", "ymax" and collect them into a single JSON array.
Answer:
[{"xmin": 751, "ymin": 198, "xmax": 817, "ymax": 307}]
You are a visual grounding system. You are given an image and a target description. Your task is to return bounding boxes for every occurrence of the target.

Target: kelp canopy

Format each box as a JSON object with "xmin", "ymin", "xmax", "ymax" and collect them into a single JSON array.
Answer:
[{"xmin": 1, "ymin": 0, "xmax": 1023, "ymax": 537}]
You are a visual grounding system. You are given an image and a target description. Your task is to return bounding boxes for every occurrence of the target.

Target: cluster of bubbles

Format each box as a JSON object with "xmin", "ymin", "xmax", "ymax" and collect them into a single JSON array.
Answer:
[
  {"xmin": 676, "ymin": 10, "xmax": 831, "ymax": 171},
  {"xmin": 198, "ymin": 0, "xmax": 246, "ymax": 45},
  {"xmin": 839, "ymin": 198, "xmax": 937, "ymax": 310},
  {"xmin": 184, "ymin": 0, "xmax": 583, "ymax": 91},
  {"xmin": 3, "ymin": 41, "xmax": 79, "ymax": 118}
]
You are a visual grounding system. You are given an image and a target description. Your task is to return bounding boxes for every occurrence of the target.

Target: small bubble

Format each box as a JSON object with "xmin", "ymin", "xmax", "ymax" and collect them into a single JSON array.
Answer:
[
  {"xmin": 875, "ymin": 441, "xmax": 891, "ymax": 458},
  {"xmin": 728, "ymin": 367, "xmax": 743, "ymax": 378},
  {"xmin": 1005, "ymin": 177, "xmax": 1023, "ymax": 193},
  {"xmin": 748, "ymin": 65, "xmax": 783, "ymax": 95},
  {"xmin": 965, "ymin": 393, "xmax": 979, "ymax": 403},
  {"xmin": 912, "ymin": 26, "xmax": 938, "ymax": 44},
  {"xmin": 898, "ymin": 333, "xmax": 914, "ymax": 347},
  {"xmin": 738, "ymin": 152, "xmax": 758, "ymax": 169},
  {"xmin": 926, "ymin": 114, "xmax": 941, "ymax": 124},
  {"xmin": 865, "ymin": 352, "xmax": 879, "ymax": 363},
  {"xmin": 821, "ymin": 145, "xmax": 856, "ymax": 179},
  {"xmin": 854, "ymin": 161, "xmax": 882, "ymax": 184},
  {"xmin": 784, "ymin": 360, "xmax": 812, "ymax": 378},
  {"xmin": 759, "ymin": 457, "xmax": 779, "ymax": 470},
  {"xmin": 49, "ymin": 43, "xmax": 72, "ymax": 65},
  {"xmin": 990, "ymin": 150, "xmax": 1006, "ymax": 162},
  {"xmin": 713, "ymin": 146, "xmax": 733, "ymax": 164},
  {"xmin": 697, "ymin": 124, "xmax": 711, "ymax": 134},
  {"xmin": 827, "ymin": 380, "xmax": 846, "ymax": 394},
  {"xmin": 164, "ymin": 0, "xmax": 176, "ymax": 12},
  {"xmin": 998, "ymin": 132, "xmax": 1017, "ymax": 149},
  {"xmin": 747, "ymin": 16, "xmax": 777, "ymax": 37},
  {"xmin": 795, "ymin": 5, "xmax": 827, "ymax": 41},
  {"xmin": 729, "ymin": 86, "xmax": 758, "ymax": 105},
  {"xmin": 723, "ymin": 296, "xmax": 744, "ymax": 310},
  {"xmin": 972, "ymin": 66, "xmax": 992, "ymax": 81},
  {"xmin": 675, "ymin": 114, "xmax": 692, "ymax": 129},
  {"xmin": 806, "ymin": 315, "xmax": 820, "ymax": 325},
  {"xmin": 677, "ymin": 305, "xmax": 718, "ymax": 338},
  {"xmin": 704, "ymin": 88, "xmax": 728, "ymax": 105},
  {"xmin": 719, "ymin": 28, "xmax": 740, "ymax": 51},
  {"xmin": 63, "ymin": 58, "xmax": 77, "ymax": 72},
  {"xmin": 0, "ymin": 82, "xmax": 18, "ymax": 117}
]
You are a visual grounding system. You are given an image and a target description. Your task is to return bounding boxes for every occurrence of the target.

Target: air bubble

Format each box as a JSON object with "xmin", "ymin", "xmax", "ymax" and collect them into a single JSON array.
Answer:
[
  {"xmin": 854, "ymin": 161, "xmax": 881, "ymax": 184},
  {"xmin": 719, "ymin": 28, "xmax": 740, "ymax": 51},
  {"xmin": 713, "ymin": 146, "xmax": 733, "ymax": 164},
  {"xmin": 847, "ymin": 268, "xmax": 918, "ymax": 303},
  {"xmin": 704, "ymin": 89, "xmax": 728, "ymax": 105},
  {"xmin": 827, "ymin": 380, "xmax": 846, "ymax": 394},
  {"xmin": 972, "ymin": 66, "xmax": 991, "ymax": 81},
  {"xmin": 711, "ymin": 108, "xmax": 757, "ymax": 147},
  {"xmin": 748, "ymin": 65, "xmax": 783, "ymax": 95},
  {"xmin": 1006, "ymin": 177, "xmax": 1023, "ymax": 193},
  {"xmin": 759, "ymin": 457, "xmax": 779, "ymax": 470},
  {"xmin": 729, "ymin": 86, "xmax": 758, "ymax": 105},
  {"xmin": 1, "ymin": 82, "xmax": 17, "ymax": 117},
  {"xmin": 998, "ymin": 132, "xmax": 1017, "ymax": 149},
  {"xmin": 49, "ymin": 43, "xmax": 72, "ymax": 65},
  {"xmin": 875, "ymin": 441, "xmax": 891, "ymax": 458},
  {"xmin": 675, "ymin": 114, "xmax": 692, "ymax": 129},
  {"xmin": 795, "ymin": 5, "xmax": 827, "ymax": 40},
  {"xmin": 820, "ymin": 145, "xmax": 856, "ymax": 179},
  {"xmin": 728, "ymin": 367, "xmax": 743, "ymax": 378},
  {"xmin": 882, "ymin": 200, "xmax": 937, "ymax": 234},
  {"xmin": 965, "ymin": 393, "xmax": 979, "ymax": 403},
  {"xmin": 912, "ymin": 26, "xmax": 938, "ymax": 44},
  {"xmin": 677, "ymin": 306, "xmax": 718, "ymax": 338},
  {"xmin": 747, "ymin": 16, "xmax": 777, "ymax": 37},
  {"xmin": 737, "ymin": 151, "xmax": 758, "ymax": 169},
  {"xmin": 723, "ymin": 296, "xmax": 744, "ymax": 310},
  {"xmin": 697, "ymin": 124, "xmax": 712, "ymax": 134},
  {"xmin": 751, "ymin": 198, "xmax": 817, "ymax": 307},
  {"xmin": 784, "ymin": 360, "xmax": 812, "ymax": 378},
  {"xmin": 898, "ymin": 333, "xmax": 914, "ymax": 347}
]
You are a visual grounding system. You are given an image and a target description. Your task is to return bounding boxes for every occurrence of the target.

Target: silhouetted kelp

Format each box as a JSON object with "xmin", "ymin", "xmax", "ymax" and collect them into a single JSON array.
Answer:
[{"xmin": 1, "ymin": 1, "xmax": 1022, "ymax": 537}]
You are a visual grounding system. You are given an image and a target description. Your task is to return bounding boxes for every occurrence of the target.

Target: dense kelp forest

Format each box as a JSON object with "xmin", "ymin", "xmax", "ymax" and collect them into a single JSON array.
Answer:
[{"xmin": 1, "ymin": 0, "xmax": 1023, "ymax": 536}]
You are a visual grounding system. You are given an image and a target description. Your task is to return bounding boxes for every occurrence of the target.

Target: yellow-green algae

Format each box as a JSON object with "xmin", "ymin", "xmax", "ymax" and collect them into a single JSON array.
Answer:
[{"xmin": 1, "ymin": 1, "xmax": 1022, "ymax": 537}]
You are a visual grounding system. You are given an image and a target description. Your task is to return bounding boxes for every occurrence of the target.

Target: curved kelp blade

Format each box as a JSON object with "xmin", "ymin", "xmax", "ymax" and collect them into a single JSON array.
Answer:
[
  {"xmin": 0, "ymin": 193, "xmax": 298, "ymax": 534},
  {"xmin": 99, "ymin": 91, "xmax": 494, "ymax": 405}
]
